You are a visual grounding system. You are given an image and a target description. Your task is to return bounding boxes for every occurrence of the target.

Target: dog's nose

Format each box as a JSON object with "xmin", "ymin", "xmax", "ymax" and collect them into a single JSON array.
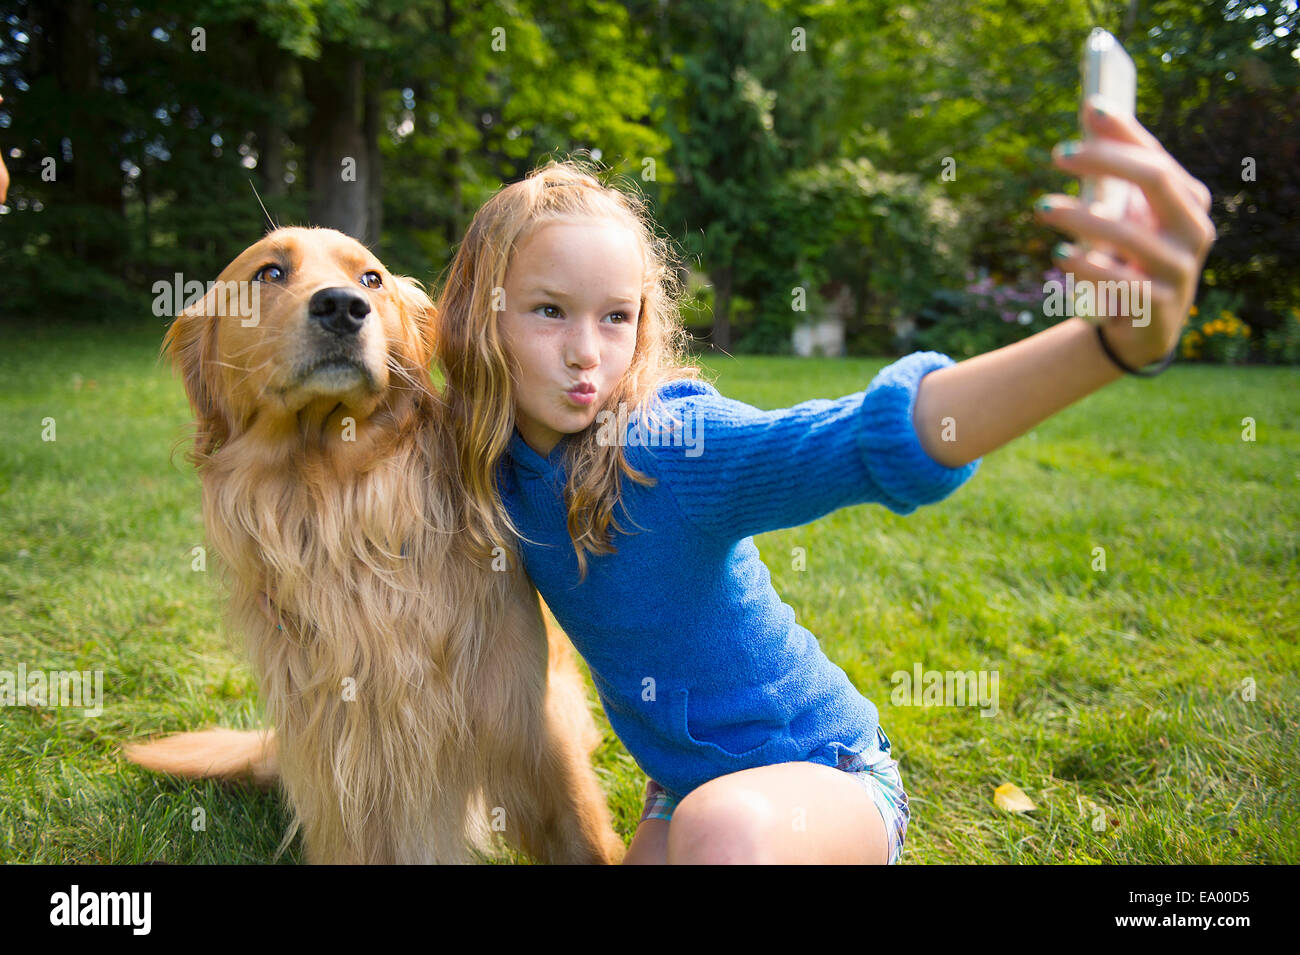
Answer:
[{"xmin": 309, "ymin": 287, "xmax": 371, "ymax": 336}]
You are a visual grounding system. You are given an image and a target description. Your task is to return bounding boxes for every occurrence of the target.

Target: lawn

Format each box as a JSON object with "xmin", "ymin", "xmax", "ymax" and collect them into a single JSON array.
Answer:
[{"xmin": 1, "ymin": 319, "xmax": 1296, "ymax": 863}]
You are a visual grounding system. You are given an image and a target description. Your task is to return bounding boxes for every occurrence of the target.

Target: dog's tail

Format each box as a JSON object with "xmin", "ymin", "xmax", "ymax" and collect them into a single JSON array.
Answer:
[{"xmin": 123, "ymin": 728, "xmax": 279, "ymax": 789}]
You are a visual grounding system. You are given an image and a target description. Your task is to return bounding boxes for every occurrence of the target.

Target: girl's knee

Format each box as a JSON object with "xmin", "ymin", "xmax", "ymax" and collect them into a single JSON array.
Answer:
[{"xmin": 666, "ymin": 785, "xmax": 776, "ymax": 864}]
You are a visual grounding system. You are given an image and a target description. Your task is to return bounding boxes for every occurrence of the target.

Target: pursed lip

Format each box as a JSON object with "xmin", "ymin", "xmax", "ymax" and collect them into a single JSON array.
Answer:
[{"xmin": 563, "ymin": 381, "xmax": 597, "ymax": 406}]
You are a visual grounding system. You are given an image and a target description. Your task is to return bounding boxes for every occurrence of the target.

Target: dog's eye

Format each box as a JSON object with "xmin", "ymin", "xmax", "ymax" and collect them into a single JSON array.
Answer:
[
  {"xmin": 360, "ymin": 271, "xmax": 383, "ymax": 290},
  {"xmin": 254, "ymin": 264, "xmax": 285, "ymax": 283}
]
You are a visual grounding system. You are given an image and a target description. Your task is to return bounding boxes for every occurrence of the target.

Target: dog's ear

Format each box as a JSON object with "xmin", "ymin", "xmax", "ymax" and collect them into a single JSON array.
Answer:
[
  {"xmin": 160, "ymin": 290, "xmax": 230, "ymax": 464},
  {"xmin": 392, "ymin": 275, "xmax": 437, "ymax": 375}
]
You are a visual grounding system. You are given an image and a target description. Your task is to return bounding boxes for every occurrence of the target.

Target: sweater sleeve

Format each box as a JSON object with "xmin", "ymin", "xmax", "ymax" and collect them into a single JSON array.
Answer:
[{"xmin": 632, "ymin": 351, "xmax": 980, "ymax": 542}]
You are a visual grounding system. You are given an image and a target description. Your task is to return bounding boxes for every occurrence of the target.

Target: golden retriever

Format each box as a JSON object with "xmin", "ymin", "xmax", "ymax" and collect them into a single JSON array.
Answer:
[{"xmin": 124, "ymin": 227, "xmax": 624, "ymax": 864}]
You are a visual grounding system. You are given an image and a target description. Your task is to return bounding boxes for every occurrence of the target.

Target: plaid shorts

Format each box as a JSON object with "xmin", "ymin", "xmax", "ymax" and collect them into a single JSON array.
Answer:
[{"xmin": 637, "ymin": 725, "xmax": 910, "ymax": 864}]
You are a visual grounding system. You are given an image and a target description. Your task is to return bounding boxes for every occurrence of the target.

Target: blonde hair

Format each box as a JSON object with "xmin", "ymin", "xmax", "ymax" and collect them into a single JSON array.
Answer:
[{"xmin": 434, "ymin": 157, "xmax": 704, "ymax": 580}]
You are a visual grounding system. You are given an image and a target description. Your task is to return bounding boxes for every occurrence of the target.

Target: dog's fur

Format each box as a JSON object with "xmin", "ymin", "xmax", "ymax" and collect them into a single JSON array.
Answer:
[{"xmin": 124, "ymin": 227, "xmax": 624, "ymax": 864}]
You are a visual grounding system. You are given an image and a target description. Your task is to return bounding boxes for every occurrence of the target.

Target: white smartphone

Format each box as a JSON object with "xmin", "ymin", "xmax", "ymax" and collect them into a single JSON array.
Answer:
[
  {"xmin": 1080, "ymin": 28, "xmax": 1136, "ymax": 236},
  {"xmin": 1075, "ymin": 28, "xmax": 1136, "ymax": 321}
]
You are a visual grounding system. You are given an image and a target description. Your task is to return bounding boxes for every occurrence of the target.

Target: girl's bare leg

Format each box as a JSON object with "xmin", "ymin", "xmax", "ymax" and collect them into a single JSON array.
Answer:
[
  {"xmin": 623, "ymin": 818, "xmax": 671, "ymax": 865},
  {"xmin": 624, "ymin": 761, "xmax": 891, "ymax": 865}
]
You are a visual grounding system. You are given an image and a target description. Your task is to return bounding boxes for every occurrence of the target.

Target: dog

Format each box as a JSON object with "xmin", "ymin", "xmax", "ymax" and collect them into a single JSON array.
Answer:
[{"xmin": 124, "ymin": 227, "xmax": 624, "ymax": 864}]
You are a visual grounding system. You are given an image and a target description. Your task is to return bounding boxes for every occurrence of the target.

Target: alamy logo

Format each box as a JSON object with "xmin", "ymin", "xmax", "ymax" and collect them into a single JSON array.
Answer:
[
  {"xmin": 890, "ymin": 663, "xmax": 999, "ymax": 718},
  {"xmin": 594, "ymin": 403, "xmax": 704, "ymax": 457},
  {"xmin": 1042, "ymin": 273, "xmax": 1151, "ymax": 327},
  {"xmin": 0, "ymin": 664, "xmax": 103, "ymax": 717},
  {"xmin": 49, "ymin": 885, "xmax": 151, "ymax": 935},
  {"xmin": 152, "ymin": 273, "xmax": 261, "ymax": 326}
]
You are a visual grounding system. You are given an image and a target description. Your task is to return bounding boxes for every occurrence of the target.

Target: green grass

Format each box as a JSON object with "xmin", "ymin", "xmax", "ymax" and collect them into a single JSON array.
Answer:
[{"xmin": 2, "ymin": 320, "xmax": 1297, "ymax": 863}]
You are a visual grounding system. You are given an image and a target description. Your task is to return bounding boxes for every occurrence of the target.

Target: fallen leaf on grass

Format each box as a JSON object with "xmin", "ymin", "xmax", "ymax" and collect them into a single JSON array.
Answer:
[{"xmin": 994, "ymin": 782, "xmax": 1036, "ymax": 812}]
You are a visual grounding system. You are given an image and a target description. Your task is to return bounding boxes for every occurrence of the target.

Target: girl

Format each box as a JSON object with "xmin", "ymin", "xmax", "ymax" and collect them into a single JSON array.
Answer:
[{"xmin": 433, "ymin": 98, "xmax": 1215, "ymax": 864}]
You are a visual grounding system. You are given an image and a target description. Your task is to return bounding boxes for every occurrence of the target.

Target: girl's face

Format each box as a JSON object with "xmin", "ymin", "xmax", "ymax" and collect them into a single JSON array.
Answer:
[{"xmin": 501, "ymin": 217, "xmax": 642, "ymax": 456}]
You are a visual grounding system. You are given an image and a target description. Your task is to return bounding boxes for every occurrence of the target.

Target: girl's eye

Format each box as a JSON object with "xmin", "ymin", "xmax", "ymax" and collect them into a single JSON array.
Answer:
[
  {"xmin": 360, "ymin": 271, "xmax": 383, "ymax": 290},
  {"xmin": 535, "ymin": 305, "xmax": 634, "ymax": 322},
  {"xmin": 254, "ymin": 264, "xmax": 285, "ymax": 283}
]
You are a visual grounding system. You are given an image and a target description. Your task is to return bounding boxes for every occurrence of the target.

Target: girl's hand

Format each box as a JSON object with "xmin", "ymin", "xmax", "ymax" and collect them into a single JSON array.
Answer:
[
  {"xmin": 1034, "ymin": 95, "xmax": 1217, "ymax": 368},
  {"xmin": 0, "ymin": 95, "xmax": 9, "ymax": 204}
]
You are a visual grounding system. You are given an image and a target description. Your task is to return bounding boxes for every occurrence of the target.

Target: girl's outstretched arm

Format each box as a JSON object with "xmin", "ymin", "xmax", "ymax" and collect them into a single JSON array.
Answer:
[
  {"xmin": 912, "ymin": 315, "xmax": 1123, "ymax": 469},
  {"xmin": 636, "ymin": 350, "xmax": 979, "ymax": 544},
  {"xmin": 913, "ymin": 96, "xmax": 1216, "ymax": 470},
  {"xmin": 0, "ymin": 96, "xmax": 9, "ymax": 204}
]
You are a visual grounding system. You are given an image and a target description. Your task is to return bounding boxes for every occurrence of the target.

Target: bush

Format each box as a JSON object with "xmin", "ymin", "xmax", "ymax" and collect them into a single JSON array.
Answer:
[
  {"xmin": 912, "ymin": 268, "xmax": 1063, "ymax": 359},
  {"xmin": 913, "ymin": 277, "xmax": 1288, "ymax": 368},
  {"xmin": 1261, "ymin": 308, "xmax": 1300, "ymax": 365},
  {"xmin": 1180, "ymin": 290, "xmax": 1252, "ymax": 365}
]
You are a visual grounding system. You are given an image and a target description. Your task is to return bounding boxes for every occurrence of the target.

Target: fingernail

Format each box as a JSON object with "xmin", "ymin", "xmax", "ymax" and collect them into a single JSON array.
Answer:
[
  {"xmin": 1089, "ymin": 95, "xmax": 1108, "ymax": 118},
  {"xmin": 1036, "ymin": 197, "xmax": 1055, "ymax": 212},
  {"xmin": 1052, "ymin": 242, "xmax": 1072, "ymax": 259},
  {"xmin": 1058, "ymin": 141, "xmax": 1081, "ymax": 157}
]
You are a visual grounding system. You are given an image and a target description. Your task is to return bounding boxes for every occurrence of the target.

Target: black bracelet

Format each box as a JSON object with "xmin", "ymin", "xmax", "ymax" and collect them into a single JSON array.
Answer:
[{"xmin": 1095, "ymin": 323, "xmax": 1178, "ymax": 377}]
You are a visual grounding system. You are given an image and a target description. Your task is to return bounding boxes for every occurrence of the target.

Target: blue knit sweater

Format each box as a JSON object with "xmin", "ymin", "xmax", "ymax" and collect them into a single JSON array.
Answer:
[{"xmin": 497, "ymin": 350, "xmax": 980, "ymax": 798}]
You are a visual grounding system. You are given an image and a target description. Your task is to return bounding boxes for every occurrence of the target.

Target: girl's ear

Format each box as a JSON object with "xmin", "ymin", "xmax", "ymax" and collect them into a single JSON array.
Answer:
[
  {"xmin": 392, "ymin": 275, "xmax": 437, "ymax": 373},
  {"xmin": 160, "ymin": 291, "xmax": 230, "ymax": 463}
]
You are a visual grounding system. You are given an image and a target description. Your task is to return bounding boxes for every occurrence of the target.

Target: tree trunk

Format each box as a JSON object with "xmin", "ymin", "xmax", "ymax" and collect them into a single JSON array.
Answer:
[
  {"xmin": 42, "ymin": 0, "xmax": 124, "ymax": 268},
  {"xmin": 1120, "ymin": 0, "xmax": 1140, "ymax": 44},
  {"xmin": 255, "ymin": 53, "xmax": 291, "ymax": 201},
  {"xmin": 303, "ymin": 50, "xmax": 370, "ymax": 239},
  {"xmin": 443, "ymin": 144, "xmax": 463, "ymax": 247},
  {"xmin": 439, "ymin": 0, "xmax": 463, "ymax": 247},
  {"xmin": 364, "ymin": 78, "xmax": 383, "ymax": 248},
  {"xmin": 711, "ymin": 264, "xmax": 733, "ymax": 353}
]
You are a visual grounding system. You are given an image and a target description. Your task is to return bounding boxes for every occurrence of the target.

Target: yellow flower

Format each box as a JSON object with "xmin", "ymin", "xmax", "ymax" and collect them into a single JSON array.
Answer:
[{"xmin": 1190, "ymin": 305, "xmax": 1199, "ymax": 316}]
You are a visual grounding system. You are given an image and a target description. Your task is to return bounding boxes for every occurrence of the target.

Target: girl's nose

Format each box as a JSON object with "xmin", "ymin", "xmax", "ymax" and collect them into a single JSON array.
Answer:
[{"xmin": 565, "ymin": 317, "xmax": 600, "ymax": 368}]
